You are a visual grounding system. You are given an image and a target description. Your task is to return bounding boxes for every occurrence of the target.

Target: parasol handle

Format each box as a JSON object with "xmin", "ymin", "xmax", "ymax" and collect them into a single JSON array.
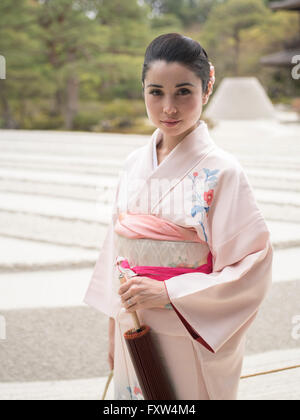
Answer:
[{"xmin": 119, "ymin": 274, "xmax": 141, "ymax": 331}]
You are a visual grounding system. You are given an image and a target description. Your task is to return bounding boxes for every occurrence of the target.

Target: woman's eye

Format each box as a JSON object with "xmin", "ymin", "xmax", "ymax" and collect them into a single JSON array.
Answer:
[
  {"xmin": 149, "ymin": 88, "xmax": 191, "ymax": 96},
  {"xmin": 149, "ymin": 89, "xmax": 162, "ymax": 96},
  {"xmin": 179, "ymin": 88, "xmax": 190, "ymax": 95}
]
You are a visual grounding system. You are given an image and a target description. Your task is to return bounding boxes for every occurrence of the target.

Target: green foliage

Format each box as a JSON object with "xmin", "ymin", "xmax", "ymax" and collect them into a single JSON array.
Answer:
[
  {"xmin": 144, "ymin": 0, "xmax": 225, "ymax": 27},
  {"xmin": 201, "ymin": 0, "xmax": 269, "ymax": 76},
  {"xmin": 149, "ymin": 13, "xmax": 183, "ymax": 29},
  {"xmin": 73, "ymin": 111, "xmax": 101, "ymax": 131},
  {"xmin": 71, "ymin": 98, "xmax": 147, "ymax": 131},
  {"xmin": 0, "ymin": 0, "xmax": 299, "ymax": 131}
]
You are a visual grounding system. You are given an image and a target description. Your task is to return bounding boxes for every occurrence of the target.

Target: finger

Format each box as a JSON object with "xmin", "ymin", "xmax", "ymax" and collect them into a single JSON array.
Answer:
[
  {"xmin": 123, "ymin": 296, "xmax": 136, "ymax": 309},
  {"xmin": 118, "ymin": 281, "xmax": 130, "ymax": 295},
  {"xmin": 119, "ymin": 280, "xmax": 140, "ymax": 299},
  {"xmin": 118, "ymin": 276, "xmax": 139, "ymax": 293},
  {"xmin": 119, "ymin": 276, "xmax": 143, "ymax": 293},
  {"xmin": 120, "ymin": 288, "xmax": 138, "ymax": 303},
  {"xmin": 120, "ymin": 291, "xmax": 130, "ymax": 303},
  {"xmin": 126, "ymin": 300, "xmax": 143, "ymax": 313}
]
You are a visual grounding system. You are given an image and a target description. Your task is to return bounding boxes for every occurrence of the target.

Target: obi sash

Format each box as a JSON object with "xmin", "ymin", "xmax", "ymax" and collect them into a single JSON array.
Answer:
[
  {"xmin": 114, "ymin": 211, "xmax": 213, "ymax": 279},
  {"xmin": 117, "ymin": 254, "xmax": 212, "ymax": 281},
  {"xmin": 114, "ymin": 212, "xmax": 215, "ymax": 352}
]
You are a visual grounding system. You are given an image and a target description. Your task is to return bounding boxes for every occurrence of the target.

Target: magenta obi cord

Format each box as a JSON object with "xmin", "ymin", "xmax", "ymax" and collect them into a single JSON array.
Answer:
[{"xmin": 118, "ymin": 253, "xmax": 212, "ymax": 281}]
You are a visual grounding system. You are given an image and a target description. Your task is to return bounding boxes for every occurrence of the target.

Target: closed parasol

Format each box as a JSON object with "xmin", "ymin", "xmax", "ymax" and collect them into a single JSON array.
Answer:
[{"xmin": 116, "ymin": 256, "xmax": 176, "ymax": 401}]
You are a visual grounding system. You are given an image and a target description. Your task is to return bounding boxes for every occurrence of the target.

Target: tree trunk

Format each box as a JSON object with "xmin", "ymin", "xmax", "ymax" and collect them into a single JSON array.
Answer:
[
  {"xmin": 0, "ymin": 83, "xmax": 18, "ymax": 128},
  {"xmin": 233, "ymin": 31, "xmax": 240, "ymax": 77},
  {"xmin": 64, "ymin": 73, "xmax": 79, "ymax": 130},
  {"xmin": 53, "ymin": 89, "xmax": 64, "ymax": 115}
]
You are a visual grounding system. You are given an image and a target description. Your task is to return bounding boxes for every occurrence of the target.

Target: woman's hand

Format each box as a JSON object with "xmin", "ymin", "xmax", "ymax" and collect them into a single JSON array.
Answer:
[{"xmin": 118, "ymin": 276, "xmax": 171, "ymax": 312}]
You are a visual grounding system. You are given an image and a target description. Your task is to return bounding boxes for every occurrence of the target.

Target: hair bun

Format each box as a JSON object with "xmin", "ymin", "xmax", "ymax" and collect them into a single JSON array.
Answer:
[{"xmin": 201, "ymin": 48, "xmax": 208, "ymax": 59}]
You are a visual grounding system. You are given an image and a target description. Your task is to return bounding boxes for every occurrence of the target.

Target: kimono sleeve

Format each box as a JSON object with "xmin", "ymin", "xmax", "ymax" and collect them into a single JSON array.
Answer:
[
  {"xmin": 83, "ymin": 176, "xmax": 122, "ymax": 318},
  {"xmin": 164, "ymin": 163, "xmax": 273, "ymax": 353}
]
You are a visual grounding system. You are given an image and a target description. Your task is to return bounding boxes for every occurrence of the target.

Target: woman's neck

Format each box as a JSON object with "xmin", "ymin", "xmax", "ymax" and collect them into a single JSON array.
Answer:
[{"xmin": 158, "ymin": 121, "xmax": 199, "ymax": 154}]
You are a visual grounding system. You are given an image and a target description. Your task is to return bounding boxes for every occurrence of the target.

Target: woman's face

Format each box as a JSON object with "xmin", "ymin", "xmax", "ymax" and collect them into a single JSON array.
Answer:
[{"xmin": 143, "ymin": 60, "xmax": 204, "ymax": 135}]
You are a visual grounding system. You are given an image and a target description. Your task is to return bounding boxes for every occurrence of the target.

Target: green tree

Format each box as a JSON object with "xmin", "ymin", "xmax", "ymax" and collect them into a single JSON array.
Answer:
[
  {"xmin": 144, "ymin": 0, "xmax": 226, "ymax": 27},
  {"xmin": 202, "ymin": 0, "xmax": 268, "ymax": 76},
  {"xmin": 37, "ymin": 0, "xmax": 150, "ymax": 128},
  {"xmin": 36, "ymin": 0, "xmax": 105, "ymax": 129},
  {"xmin": 0, "ymin": 0, "xmax": 44, "ymax": 128}
]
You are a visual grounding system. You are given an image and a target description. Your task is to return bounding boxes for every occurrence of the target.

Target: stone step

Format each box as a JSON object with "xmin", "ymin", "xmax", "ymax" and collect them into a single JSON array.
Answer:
[
  {"xmin": 211, "ymin": 120, "xmax": 300, "ymax": 156},
  {"xmin": 0, "ymin": 152, "xmax": 123, "ymax": 169},
  {"xmin": 258, "ymin": 203, "xmax": 300, "ymax": 224},
  {"xmin": 242, "ymin": 158, "xmax": 300, "ymax": 172},
  {"xmin": 246, "ymin": 167, "xmax": 300, "ymax": 182},
  {"xmin": 238, "ymin": 349, "xmax": 300, "ymax": 400},
  {"xmin": 0, "ymin": 267, "xmax": 93, "ymax": 309},
  {"xmin": 0, "ymin": 212, "xmax": 106, "ymax": 250},
  {"xmin": 0, "ymin": 167, "xmax": 119, "ymax": 185},
  {"xmin": 0, "ymin": 236, "xmax": 97, "ymax": 273},
  {"xmin": 0, "ymin": 191, "xmax": 113, "ymax": 224},
  {"xmin": 255, "ymin": 189, "xmax": 300, "ymax": 207},
  {"xmin": 0, "ymin": 160, "xmax": 122, "ymax": 177},
  {"xmin": 267, "ymin": 221, "xmax": 300, "ymax": 248},
  {"xmin": 0, "ymin": 349, "xmax": 299, "ymax": 400},
  {"xmin": 0, "ymin": 135, "xmax": 141, "ymax": 160},
  {"xmin": 0, "ymin": 129, "xmax": 149, "ymax": 147}
]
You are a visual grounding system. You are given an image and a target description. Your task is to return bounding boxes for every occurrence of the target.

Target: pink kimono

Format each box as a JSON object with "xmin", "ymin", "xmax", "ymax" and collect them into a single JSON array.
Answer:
[{"xmin": 83, "ymin": 120, "xmax": 273, "ymax": 400}]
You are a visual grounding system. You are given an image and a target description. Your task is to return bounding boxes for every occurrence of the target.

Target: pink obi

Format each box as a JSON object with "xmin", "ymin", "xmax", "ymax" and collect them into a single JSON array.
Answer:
[
  {"xmin": 114, "ymin": 212, "xmax": 215, "ymax": 353},
  {"xmin": 114, "ymin": 212, "xmax": 213, "ymax": 279}
]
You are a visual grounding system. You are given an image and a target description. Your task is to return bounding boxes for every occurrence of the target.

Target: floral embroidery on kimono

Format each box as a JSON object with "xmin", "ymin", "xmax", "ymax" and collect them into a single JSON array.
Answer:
[
  {"xmin": 116, "ymin": 384, "xmax": 144, "ymax": 400},
  {"xmin": 189, "ymin": 168, "xmax": 219, "ymax": 242},
  {"xmin": 168, "ymin": 257, "xmax": 205, "ymax": 269}
]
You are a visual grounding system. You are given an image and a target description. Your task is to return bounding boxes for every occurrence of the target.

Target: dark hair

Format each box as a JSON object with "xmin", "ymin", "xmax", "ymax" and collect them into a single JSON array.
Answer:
[{"xmin": 142, "ymin": 33, "xmax": 210, "ymax": 95}]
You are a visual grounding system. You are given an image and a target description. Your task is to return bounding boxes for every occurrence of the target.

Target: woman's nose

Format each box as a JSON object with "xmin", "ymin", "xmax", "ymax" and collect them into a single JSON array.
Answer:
[{"xmin": 163, "ymin": 99, "xmax": 177, "ymax": 115}]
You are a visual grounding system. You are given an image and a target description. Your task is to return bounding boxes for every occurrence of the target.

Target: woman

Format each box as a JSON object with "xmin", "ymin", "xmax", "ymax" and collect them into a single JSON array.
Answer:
[{"xmin": 84, "ymin": 33, "xmax": 273, "ymax": 400}]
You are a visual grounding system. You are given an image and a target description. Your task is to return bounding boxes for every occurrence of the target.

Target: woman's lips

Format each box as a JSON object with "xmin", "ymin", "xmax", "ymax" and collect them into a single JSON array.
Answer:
[{"xmin": 161, "ymin": 120, "xmax": 181, "ymax": 127}]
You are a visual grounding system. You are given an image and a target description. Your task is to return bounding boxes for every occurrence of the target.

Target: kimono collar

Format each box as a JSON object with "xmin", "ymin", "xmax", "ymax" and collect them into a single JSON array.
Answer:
[
  {"xmin": 126, "ymin": 120, "xmax": 216, "ymax": 213},
  {"xmin": 151, "ymin": 119, "xmax": 213, "ymax": 174}
]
